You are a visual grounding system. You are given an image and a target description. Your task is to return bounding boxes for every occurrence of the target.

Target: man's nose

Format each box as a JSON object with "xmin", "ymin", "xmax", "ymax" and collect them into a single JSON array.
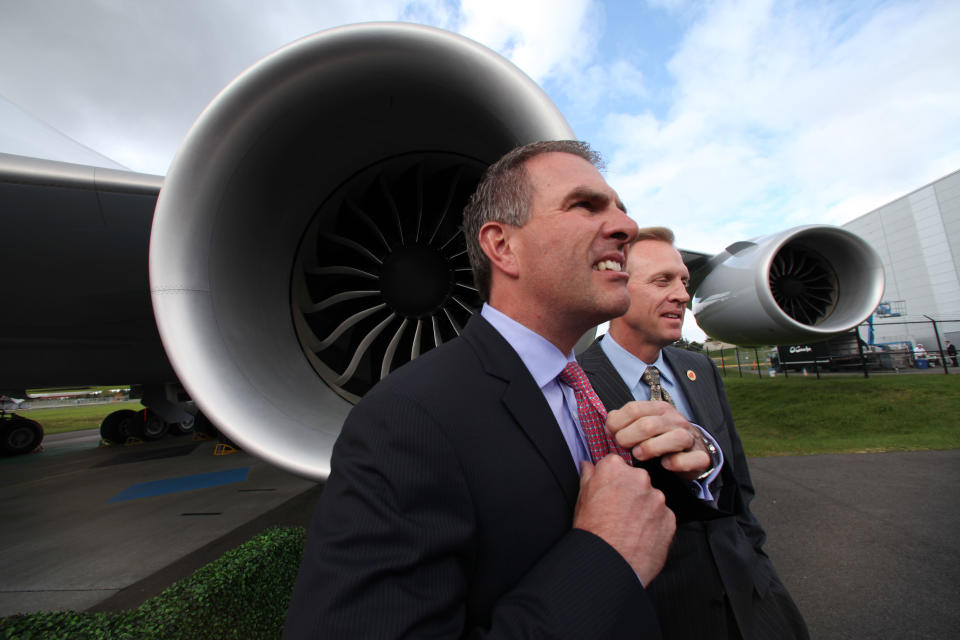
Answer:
[
  {"xmin": 672, "ymin": 281, "xmax": 691, "ymax": 303},
  {"xmin": 607, "ymin": 209, "xmax": 638, "ymax": 243}
]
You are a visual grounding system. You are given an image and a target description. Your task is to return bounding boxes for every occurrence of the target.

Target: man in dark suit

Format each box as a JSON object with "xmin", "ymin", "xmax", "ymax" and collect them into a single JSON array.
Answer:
[
  {"xmin": 578, "ymin": 227, "xmax": 809, "ymax": 640},
  {"xmin": 285, "ymin": 142, "xmax": 693, "ymax": 638}
]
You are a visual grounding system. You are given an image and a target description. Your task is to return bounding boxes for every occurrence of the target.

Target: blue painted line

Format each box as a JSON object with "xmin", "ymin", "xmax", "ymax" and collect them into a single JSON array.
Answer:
[{"xmin": 108, "ymin": 467, "xmax": 250, "ymax": 503}]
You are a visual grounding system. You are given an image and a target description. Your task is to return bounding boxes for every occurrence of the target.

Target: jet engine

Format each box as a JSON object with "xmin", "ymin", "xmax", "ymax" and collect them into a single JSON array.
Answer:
[
  {"xmin": 689, "ymin": 225, "xmax": 885, "ymax": 346},
  {"xmin": 150, "ymin": 23, "xmax": 885, "ymax": 482},
  {"xmin": 150, "ymin": 23, "xmax": 573, "ymax": 480}
]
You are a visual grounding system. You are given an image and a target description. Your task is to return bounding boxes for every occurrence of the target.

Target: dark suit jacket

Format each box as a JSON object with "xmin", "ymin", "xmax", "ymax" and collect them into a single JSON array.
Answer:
[
  {"xmin": 285, "ymin": 316, "xmax": 661, "ymax": 639},
  {"xmin": 578, "ymin": 339, "xmax": 808, "ymax": 640}
]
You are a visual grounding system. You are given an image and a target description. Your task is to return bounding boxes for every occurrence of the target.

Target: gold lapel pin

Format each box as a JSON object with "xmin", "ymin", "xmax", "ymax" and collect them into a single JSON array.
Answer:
[{"xmin": 686, "ymin": 370, "xmax": 697, "ymax": 381}]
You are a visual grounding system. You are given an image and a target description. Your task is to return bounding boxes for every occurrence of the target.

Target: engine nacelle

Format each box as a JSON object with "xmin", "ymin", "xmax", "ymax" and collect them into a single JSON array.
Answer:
[
  {"xmin": 150, "ymin": 23, "xmax": 573, "ymax": 480},
  {"xmin": 150, "ymin": 23, "xmax": 885, "ymax": 482},
  {"xmin": 691, "ymin": 225, "xmax": 885, "ymax": 346}
]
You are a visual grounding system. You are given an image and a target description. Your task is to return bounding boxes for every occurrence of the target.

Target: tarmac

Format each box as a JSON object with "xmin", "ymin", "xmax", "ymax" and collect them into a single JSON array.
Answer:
[
  {"xmin": 748, "ymin": 449, "xmax": 960, "ymax": 639},
  {"xmin": 0, "ymin": 430, "xmax": 317, "ymax": 617},
  {"xmin": 1, "ymin": 430, "xmax": 958, "ymax": 639}
]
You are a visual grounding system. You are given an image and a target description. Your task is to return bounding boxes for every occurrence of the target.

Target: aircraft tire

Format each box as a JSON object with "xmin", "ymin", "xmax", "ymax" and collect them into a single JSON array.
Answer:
[
  {"xmin": 100, "ymin": 409, "xmax": 137, "ymax": 444},
  {"xmin": 135, "ymin": 409, "xmax": 169, "ymax": 441},
  {"xmin": 168, "ymin": 413, "xmax": 196, "ymax": 436},
  {"xmin": 1, "ymin": 414, "xmax": 44, "ymax": 455}
]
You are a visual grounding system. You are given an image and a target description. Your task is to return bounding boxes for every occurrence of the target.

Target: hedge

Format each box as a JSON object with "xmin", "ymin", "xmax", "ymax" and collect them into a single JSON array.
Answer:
[{"xmin": 0, "ymin": 526, "xmax": 306, "ymax": 640}]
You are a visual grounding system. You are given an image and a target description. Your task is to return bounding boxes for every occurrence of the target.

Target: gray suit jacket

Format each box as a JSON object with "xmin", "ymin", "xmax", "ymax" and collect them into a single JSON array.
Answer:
[{"xmin": 579, "ymin": 339, "xmax": 808, "ymax": 640}]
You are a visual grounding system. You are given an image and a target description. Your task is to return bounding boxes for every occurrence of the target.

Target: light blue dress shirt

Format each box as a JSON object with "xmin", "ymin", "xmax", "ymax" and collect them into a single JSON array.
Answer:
[
  {"xmin": 481, "ymin": 304, "xmax": 721, "ymax": 500},
  {"xmin": 481, "ymin": 304, "xmax": 590, "ymax": 472}
]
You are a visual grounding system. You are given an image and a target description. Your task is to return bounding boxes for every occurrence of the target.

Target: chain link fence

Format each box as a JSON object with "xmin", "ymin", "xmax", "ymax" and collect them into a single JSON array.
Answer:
[{"xmin": 702, "ymin": 317, "xmax": 960, "ymax": 378}]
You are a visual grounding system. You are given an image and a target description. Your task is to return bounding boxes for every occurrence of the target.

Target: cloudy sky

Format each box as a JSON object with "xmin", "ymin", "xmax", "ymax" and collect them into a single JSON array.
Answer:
[{"xmin": 2, "ymin": 0, "xmax": 958, "ymax": 338}]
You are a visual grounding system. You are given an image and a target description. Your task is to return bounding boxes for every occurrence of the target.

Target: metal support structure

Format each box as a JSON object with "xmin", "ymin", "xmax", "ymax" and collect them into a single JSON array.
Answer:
[
  {"xmin": 924, "ymin": 315, "xmax": 950, "ymax": 375},
  {"xmin": 753, "ymin": 348, "xmax": 762, "ymax": 378},
  {"xmin": 735, "ymin": 349, "xmax": 743, "ymax": 377},
  {"xmin": 855, "ymin": 326, "xmax": 869, "ymax": 378}
]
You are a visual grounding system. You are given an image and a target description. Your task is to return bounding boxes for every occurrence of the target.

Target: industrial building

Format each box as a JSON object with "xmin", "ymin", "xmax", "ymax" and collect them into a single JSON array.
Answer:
[{"xmin": 843, "ymin": 169, "xmax": 960, "ymax": 355}]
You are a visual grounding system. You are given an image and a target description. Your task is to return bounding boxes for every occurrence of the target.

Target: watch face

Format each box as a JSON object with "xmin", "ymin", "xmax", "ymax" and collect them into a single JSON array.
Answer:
[{"xmin": 701, "ymin": 438, "xmax": 720, "ymax": 467}]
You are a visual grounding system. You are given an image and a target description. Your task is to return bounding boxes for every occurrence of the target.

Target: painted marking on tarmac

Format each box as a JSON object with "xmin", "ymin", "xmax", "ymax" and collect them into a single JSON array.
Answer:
[{"xmin": 107, "ymin": 467, "xmax": 250, "ymax": 503}]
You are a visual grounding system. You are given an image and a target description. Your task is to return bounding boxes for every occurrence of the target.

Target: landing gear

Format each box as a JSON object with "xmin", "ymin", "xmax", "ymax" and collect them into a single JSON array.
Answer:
[
  {"xmin": 100, "ymin": 406, "xmax": 206, "ymax": 445},
  {"xmin": 127, "ymin": 408, "xmax": 169, "ymax": 441}
]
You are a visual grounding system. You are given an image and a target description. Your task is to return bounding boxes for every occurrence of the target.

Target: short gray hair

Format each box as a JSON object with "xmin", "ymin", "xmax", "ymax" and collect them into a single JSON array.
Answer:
[{"xmin": 462, "ymin": 140, "xmax": 603, "ymax": 301}]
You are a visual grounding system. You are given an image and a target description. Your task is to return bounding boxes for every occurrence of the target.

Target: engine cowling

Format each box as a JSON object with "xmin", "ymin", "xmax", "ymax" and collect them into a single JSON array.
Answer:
[
  {"xmin": 149, "ymin": 23, "xmax": 573, "ymax": 480},
  {"xmin": 691, "ymin": 225, "xmax": 885, "ymax": 346},
  {"xmin": 150, "ymin": 23, "xmax": 886, "ymax": 482}
]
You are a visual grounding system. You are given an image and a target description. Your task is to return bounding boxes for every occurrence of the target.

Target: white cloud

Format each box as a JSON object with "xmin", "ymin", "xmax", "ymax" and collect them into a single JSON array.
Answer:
[
  {"xmin": 603, "ymin": 0, "xmax": 960, "ymax": 253},
  {"xmin": 456, "ymin": 0, "xmax": 598, "ymax": 82},
  {"xmin": 3, "ymin": 0, "xmax": 958, "ymax": 232}
]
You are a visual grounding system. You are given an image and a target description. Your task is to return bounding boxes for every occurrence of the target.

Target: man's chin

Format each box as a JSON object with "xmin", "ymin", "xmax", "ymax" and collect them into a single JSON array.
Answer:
[
  {"xmin": 663, "ymin": 331, "xmax": 684, "ymax": 345},
  {"xmin": 659, "ymin": 321, "xmax": 684, "ymax": 342},
  {"xmin": 579, "ymin": 288, "xmax": 631, "ymax": 327},
  {"xmin": 604, "ymin": 297, "xmax": 632, "ymax": 321}
]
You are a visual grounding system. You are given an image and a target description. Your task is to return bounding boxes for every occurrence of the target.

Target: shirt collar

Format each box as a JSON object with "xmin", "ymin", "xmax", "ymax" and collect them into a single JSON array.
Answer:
[
  {"xmin": 481, "ymin": 303, "xmax": 573, "ymax": 388},
  {"xmin": 598, "ymin": 333, "xmax": 673, "ymax": 388}
]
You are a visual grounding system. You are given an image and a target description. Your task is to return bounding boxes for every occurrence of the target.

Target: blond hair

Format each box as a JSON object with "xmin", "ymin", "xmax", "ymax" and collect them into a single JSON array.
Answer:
[{"xmin": 633, "ymin": 227, "xmax": 675, "ymax": 244}]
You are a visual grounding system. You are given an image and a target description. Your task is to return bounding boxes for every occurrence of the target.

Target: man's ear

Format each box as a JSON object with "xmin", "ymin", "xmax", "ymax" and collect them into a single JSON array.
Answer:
[{"xmin": 478, "ymin": 221, "xmax": 520, "ymax": 279}]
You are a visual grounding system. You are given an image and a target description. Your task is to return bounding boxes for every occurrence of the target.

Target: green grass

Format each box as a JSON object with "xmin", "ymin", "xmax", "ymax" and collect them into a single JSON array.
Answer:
[
  {"xmin": 723, "ymin": 374, "xmax": 960, "ymax": 456},
  {"xmin": 14, "ymin": 401, "xmax": 144, "ymax": 435},
  {"xmin": 26, "ymin": 385, "xmax": 130, "ymax": 395},
  {"xmin": 14, "ymin": 374, "xmax": 960, "ymax": 456}
]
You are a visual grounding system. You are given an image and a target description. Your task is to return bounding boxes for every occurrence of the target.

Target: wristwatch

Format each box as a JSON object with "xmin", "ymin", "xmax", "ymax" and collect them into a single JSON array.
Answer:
[{"xmin": 694, "ymin": 431, "xmax": 720, "ymax": 481}]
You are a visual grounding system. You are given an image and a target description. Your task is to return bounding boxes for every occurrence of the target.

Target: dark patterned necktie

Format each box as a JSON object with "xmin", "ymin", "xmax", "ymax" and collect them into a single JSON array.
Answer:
[
  {"xmin": 641, "ymin": 366, "xmax": 675, "ymax": 406},
  {"xmin": 559, "ymin": 362, "xmax": 632, "ymax": 464}
]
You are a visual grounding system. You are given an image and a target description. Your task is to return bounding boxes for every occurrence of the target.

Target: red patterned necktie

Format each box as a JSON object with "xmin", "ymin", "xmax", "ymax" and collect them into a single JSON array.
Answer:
[{"xmin": 559, "ymin": 362, "xmax": 632, "ymax": 464}]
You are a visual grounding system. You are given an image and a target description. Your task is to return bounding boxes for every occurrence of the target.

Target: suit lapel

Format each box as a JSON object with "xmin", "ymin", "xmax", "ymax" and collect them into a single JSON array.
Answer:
[
  {"xmin": 577, "ymin": 340, "xmax": 633, "ymax": 411},
  {"xmin": 662, "ymin": 348, "xmax": 711, "ymax": 427},
  {"xmin": 663, "ymin": 347, "xmax": 728, "ymax": 442},
  {"xmin": 663, "ymin": 347, "xmax": 740, "ymax": 510},
  {"xmin": 462, "ymin": 316, "xmax": 580, "ymax": 509}
]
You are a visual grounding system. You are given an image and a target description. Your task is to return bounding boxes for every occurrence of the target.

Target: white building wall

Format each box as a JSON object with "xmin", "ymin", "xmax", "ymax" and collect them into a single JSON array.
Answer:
[
  {"xmin": 843, "ymin": 169, "xmax": 960, "ymax": 350},
  {"xmin": 935, "ymin": 171, "xmax": 960, "ymax": 303}
]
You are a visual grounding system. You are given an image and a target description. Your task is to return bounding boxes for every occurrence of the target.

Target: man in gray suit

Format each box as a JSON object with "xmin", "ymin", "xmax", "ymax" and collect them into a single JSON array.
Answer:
[{"xmin": 578, "ymin": 227, "xmax": 809, "ymax": 640}]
